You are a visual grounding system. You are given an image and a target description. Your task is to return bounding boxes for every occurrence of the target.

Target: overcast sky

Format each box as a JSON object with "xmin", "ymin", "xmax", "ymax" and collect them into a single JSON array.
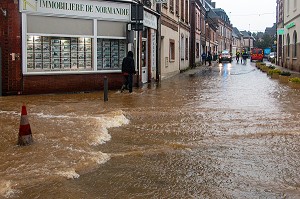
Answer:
[{"xmin": 212, "ymin": 0, "xmax": 276, "ymax": 33}]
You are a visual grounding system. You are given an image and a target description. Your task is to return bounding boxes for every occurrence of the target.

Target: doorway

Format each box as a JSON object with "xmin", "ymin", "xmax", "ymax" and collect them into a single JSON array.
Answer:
[{"xmin": 141, "ymin": 39, "xmax": 148, "ymax": 83}]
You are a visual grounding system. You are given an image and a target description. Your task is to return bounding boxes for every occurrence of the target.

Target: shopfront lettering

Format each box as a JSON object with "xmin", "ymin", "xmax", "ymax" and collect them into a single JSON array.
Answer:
[
  {"xmin": 95, "ymin": 6, "xmax": 129, "ymax": 16},
  {"xmin": 20, "ymin": 0, "xmax": 130, "ymax": 21},
  {"xmin": 40, "ymin": 0, "xmax": 85, "ymax": 12}
]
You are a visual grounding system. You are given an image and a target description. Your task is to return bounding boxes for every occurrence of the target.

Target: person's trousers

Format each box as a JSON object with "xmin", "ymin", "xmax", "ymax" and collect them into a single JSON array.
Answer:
[{"xmin": 123, "ymin": 74, "xmax": 133, "ymax": 93}]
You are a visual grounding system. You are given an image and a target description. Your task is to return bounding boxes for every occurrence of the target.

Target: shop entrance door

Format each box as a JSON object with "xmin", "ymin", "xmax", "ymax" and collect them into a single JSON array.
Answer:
[{"xmin": 141, "ymin": 39, "xmax": 148, "ymax": 83}]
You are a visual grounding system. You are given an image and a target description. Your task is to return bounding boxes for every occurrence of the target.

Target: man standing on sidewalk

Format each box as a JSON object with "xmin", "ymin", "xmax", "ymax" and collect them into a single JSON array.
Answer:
[{"xmin": 121, "ymin": 51, "xmax": 136, "ymax": 93}]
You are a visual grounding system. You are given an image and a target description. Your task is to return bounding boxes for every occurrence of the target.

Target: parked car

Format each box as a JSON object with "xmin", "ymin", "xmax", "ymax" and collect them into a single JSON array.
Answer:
[
  {"xmin": 268, "ymin": 52, "xmax": 277, "ymax": 61},
  {"xmin": 250, "ymin": 48, "xmax": 264, "ymax": 62},
  {"xmin": 219, "ymin": 50, "xmax": 232, "ymax": 63}
]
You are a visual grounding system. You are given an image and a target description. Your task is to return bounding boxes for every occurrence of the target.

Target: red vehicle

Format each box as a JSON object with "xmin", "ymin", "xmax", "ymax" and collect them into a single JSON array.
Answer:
[{"xmin": 250, "ymin": 48, "xmax": 264, "ymax": 62}]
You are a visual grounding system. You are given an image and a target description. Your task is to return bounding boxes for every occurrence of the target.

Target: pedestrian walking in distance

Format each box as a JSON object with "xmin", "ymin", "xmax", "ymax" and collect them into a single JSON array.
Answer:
[
  {"xmin": 207, "ymin": 51, "xmax": 212, "ymax": 66},
  {"xmin": 201, "ymin": 52, "xmax": 207, "ymax": 66},
  {"xmin": 121, "ymin": 51, "xmax": 136, "ymax": 93}
]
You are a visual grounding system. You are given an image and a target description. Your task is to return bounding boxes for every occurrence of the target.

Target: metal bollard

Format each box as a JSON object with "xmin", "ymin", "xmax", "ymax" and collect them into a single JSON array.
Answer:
[{"xmin": 104, "ymin": 76, "xmax": 108, "ymax": 102}]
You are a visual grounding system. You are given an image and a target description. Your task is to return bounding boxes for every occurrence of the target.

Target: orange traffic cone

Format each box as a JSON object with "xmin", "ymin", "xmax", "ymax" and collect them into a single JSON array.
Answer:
[{"xmin": 18, "ymin": 104, "xmax": 33, "ymax": 146}]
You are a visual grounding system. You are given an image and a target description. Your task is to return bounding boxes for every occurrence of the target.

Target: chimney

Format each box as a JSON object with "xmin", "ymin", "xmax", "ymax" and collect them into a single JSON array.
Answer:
[{"xmin": 211, "ymin": 2, "xmax": 216, "ymax": 8}]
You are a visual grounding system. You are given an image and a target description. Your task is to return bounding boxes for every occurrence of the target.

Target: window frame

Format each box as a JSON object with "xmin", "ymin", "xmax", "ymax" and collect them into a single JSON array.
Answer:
[
  {"xmin": 293, "ymin": 30, "xmax": 297, "ymax": 58},
  {"xmin": 169, "ymin": 39, "xmax": 175, "ymax": 61}
]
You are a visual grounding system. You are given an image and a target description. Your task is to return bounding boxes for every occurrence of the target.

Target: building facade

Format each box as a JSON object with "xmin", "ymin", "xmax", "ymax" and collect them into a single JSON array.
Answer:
[
  {"xmin": 276, "ymin": 0, "xmax": 284, "ymax": 66},
  {"xmin": 160, "ymin": 0, "xmax": 190, "ymax": 79},
  {"xmin": 283, "ymin": 0, "xmax": 300, "ymax": 71},
  {"xmin": 190, "ymin": 0, "xmax": 206, "ymax": 66},
  {"xmin": 0, "ymin": 0, "xmax": 159, "ymax": 95}
]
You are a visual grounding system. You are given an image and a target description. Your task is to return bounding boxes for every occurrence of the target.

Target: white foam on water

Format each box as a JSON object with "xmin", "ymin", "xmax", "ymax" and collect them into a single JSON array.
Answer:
[
  {"xmin": 0, "ymin": 110, "xmax": 129, "ymax": 189},
  {"xmin": 35, "ymin": 112, "xmax": 71, "ymax": 119},
  {"xmin": 88, "ymin": 111, "xmax": 129, "ymax": 146},
  {"xmin": 89, "ymin": 151, "xmax": 111, "ymax": 165},
  {"xmin": 0, "ymin": 110, "xmax": 19, "ymax": 116},
  {"xmin": 0, "ymin": 180, "xmax": 21, "ymax": 198},
  {"xmin": 55, "ymin": 168, "xmax": 80, "ymax": 179}
]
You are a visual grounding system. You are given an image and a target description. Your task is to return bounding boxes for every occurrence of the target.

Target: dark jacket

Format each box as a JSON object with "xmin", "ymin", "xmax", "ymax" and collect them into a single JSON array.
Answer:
[
  {"xmin": 122, "ymin": 51, "xmax": 136, "ymax": 74},
  {"xmin": 207, "ymin": 52, "xmax": 212, "ymax": 61}
]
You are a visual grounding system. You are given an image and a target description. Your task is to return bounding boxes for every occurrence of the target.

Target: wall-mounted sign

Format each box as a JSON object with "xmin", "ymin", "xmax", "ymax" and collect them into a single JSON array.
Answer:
[
  {"xmin": 151, "ymin": 33, "xmax": 156, "ymax": 69},
  {"xmin": 154, "ymin": 0, "xmax": 168, "ymax": 3},
  {"xmin": 144, "ymin": 11, "xmax": 157, "ymax": 30},
  {"xmin": 20, "ymin": 0, "xmax": 130, "ymax": 21},
  {"xmin": 286, "ymin": 22, "xmax": 295, "ymax": 29},
  {"xmin": 277, "ymin": 28, "xmax": 284, "ymax": 35}
]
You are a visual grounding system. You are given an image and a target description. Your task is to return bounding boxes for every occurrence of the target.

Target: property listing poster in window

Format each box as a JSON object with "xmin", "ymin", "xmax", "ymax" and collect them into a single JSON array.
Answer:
[
  {"xmin": 26, "ymin": 36, "xmax": 93, "ymax": 72},
  {"xmin": 97, "ymin": 39, "xmax": 126, "ymax": 70}
]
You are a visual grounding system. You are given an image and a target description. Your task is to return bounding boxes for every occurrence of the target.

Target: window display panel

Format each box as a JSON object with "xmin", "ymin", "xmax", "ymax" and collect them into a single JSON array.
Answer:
[
  {"xmin": 26, "ymin": 35, "xmax": 93, "ymax": 72},
  {"xmin": 97, "ymin": 39, "xmax": 126, "ymax": 70}
]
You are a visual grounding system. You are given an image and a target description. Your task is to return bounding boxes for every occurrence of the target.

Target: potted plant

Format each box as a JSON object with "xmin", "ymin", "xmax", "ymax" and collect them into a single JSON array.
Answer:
[
  {"xmin": 288, "ymin": 77, "xmax": 300, "ymax": 89},
  {"xmin": 279, "ymin": 71, "xmax": 291, "ymax": 83}
]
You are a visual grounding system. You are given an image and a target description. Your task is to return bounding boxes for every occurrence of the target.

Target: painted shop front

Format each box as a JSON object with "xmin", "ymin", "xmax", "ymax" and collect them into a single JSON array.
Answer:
[
  {"xmin": 143, "ymin": 10, "xmax": 158, "ymax": 84},
  {"xmin": 20, "ymin": 0, "xmax": 131, "ymax": 94},
  {"xmin": 0, "ymin": 0, "xmax": 158, "ymax": 95}
]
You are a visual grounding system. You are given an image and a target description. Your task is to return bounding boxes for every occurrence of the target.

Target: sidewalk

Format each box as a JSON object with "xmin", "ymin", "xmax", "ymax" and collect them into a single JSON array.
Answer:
[{"xmin": 265, "ymin": 60, "xmax": 300, "ymax": 77}]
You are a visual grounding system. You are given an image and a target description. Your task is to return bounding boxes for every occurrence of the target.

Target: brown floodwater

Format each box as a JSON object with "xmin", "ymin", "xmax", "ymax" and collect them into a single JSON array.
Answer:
[{"xmin": 1, "ymin": 61, "xmax": 300, "ymax": 198}]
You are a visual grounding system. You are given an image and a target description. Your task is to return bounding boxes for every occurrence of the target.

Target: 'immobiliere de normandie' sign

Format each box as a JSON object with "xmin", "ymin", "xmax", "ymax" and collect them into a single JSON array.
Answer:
[{"xmin": 20, "ymin": 0, "xmax": 130, "ymax": 21}]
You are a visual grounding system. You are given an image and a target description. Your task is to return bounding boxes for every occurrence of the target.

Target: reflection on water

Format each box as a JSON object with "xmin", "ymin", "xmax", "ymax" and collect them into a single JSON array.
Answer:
[{"xmin": 1, "ymin": 61, "xmax": 300, "ymax": 198}]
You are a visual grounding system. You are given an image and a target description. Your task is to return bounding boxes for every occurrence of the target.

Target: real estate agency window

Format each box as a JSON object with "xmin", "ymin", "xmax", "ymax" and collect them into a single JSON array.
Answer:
[
  {"xmin": 97, "ymin": 39, "xmax": 126, "ymax": 70},
  {"xmin": 169, "ymin": 39, "xmax": 175, "ymax": 61},
  {"xmin": 26, "ymin": 35, "xmax": 93, "ymax": 72}
]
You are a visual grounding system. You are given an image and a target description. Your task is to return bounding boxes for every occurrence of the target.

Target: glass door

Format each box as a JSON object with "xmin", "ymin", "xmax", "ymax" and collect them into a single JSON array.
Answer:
[{"xmin": 141, "ymin": 39, "xmax": 148, "ymax": 83}]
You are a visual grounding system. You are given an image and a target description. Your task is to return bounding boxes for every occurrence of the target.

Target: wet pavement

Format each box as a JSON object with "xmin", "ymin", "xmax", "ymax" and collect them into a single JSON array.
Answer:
[{"xmin": 1, "ymin": 59, "xmax": 300, "ymax": 198}]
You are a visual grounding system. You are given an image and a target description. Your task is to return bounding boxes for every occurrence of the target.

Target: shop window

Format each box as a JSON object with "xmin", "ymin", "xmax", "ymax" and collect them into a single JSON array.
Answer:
[
  {"xmin": 26, "ymin": 35, "xmax": 92, "ymax": 72},
  {"xmin": 169, "ymin": 39, "xmax": 175, "ymax": 61},
  {"xmin": 97, "ymin": 39, "xmax": 126, "ymax": 70}
]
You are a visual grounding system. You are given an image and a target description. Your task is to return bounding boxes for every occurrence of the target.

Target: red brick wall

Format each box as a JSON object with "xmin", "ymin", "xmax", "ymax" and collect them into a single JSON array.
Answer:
[
  {"xmin": 23, "ymin": 73, "xmax": 123, "ymax": 95},
  {"xmin": 0, "ymin": 0, "xmax": 22, "ymax": 95}
]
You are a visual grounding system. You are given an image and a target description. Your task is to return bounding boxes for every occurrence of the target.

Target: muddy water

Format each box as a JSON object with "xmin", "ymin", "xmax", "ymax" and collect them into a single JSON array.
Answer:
[{"xmin": 1, "ymin": 61, "xmax": 300, "ymax": 198}]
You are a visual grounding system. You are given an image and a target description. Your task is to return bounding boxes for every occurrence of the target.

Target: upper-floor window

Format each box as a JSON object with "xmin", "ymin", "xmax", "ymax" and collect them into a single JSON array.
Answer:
[
  {"xmin": 185, "ymin": 0, "xmax": 189, "ymax": 23},
  {"xmin": 287, "ymin": 0, "xmax": 290, "ymax": 15},
  {"xmin": 176, "ymin": 0, "xmax": 179, "ymax": 16},
  {"xmin": 294, "ymin": 0, "xmax": 297, "ymax": 10},
  {"xmin": 181, "ymin": 0, "xmax": 184, "ymax": 21},
  {"xmin": 170, "ymin": 0, "xmax": 174, "ymax": 13}
]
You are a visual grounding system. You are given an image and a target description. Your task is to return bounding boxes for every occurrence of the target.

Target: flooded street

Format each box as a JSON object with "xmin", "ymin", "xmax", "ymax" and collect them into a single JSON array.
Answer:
[{"xmin": 1, "ymin": 61, "xmax": 300, "ymax": 198}]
